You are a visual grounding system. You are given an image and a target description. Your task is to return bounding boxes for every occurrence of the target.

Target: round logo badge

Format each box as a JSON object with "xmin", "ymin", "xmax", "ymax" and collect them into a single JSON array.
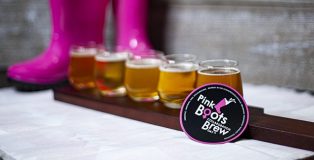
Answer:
[{"xmin": 180, "ymin": 83, "xmax": 249, "ymax": 144}]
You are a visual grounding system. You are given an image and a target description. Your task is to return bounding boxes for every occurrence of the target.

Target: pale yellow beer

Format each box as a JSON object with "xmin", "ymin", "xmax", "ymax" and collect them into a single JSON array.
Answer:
[
  {"xmin": 94, "ymin": 52, "xmax": 128, "ymax": 96},
  {"xmin": 68, "ymin": 47, "xmax": 96, "ymax": 90},
  {"xmin": 124, "ymin": 58, "xmax": 161, "ymax": 101},
  {"xmin": 196, "ymin": 60, "xmax": 243, "ymax": 95},
  {"xmin": 158, "ymin": 63, "xmax": 197, "ymax": 109}
]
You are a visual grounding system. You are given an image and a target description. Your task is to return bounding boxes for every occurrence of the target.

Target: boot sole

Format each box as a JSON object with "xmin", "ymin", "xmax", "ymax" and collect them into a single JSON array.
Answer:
[{"xmin": 8, "ymin": 78, "xmax": 68, "ymax": 92}]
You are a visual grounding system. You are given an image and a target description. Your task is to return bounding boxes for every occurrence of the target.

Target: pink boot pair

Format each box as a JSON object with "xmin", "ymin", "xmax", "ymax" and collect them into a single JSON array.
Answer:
[{"xmin": 7, "ymin": 0, "xmax": 152, "ymax": 90}]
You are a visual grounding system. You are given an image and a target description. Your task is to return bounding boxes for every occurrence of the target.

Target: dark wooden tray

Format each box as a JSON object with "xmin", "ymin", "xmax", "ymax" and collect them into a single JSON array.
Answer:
[{"xmin": 53, "ymin": 86, "xmax": 314, "ymax": 152}]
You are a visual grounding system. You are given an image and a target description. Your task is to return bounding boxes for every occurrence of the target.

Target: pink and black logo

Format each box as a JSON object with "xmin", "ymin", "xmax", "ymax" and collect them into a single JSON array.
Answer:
[{"xmin": 180, "ymin": 83, "xmax": 249, "ymax": 144}]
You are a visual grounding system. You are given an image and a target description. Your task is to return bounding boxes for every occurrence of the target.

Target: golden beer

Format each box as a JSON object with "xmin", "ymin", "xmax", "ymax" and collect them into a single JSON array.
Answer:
[
  {"xmin": 124, "ymin": 58, "xmax": 161, "ymax": 101},
  {"xmin": 196, "ymin": 60, "xmax": 243, "ymax": 95},
  {"xmin": 158, "ymin": 63, "xmax": 197, "ymax": 109},
  {"xmin": 94, "ymin": 52, "xmax": 128, "ymax": 96},
  {"xmin": 68, "ymin": 48, "xmax": 96, "ymax": 90}
]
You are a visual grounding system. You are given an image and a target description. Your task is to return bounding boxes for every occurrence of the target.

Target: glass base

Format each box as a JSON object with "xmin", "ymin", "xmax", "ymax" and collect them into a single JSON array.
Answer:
[
  {"xmin": 163, "ymin": 102, "xmax": 182, "ymax": 109},
  {"xmin": 71, "ymin": 82, "xmax": 95, "ymax": 90},
  {"xmin": 99, "ymin": 87, "xmax": 126, "ymax": 97},
  {"xmin": 129, "ymin": 95, "xmax": 159, "ymax": 102}
]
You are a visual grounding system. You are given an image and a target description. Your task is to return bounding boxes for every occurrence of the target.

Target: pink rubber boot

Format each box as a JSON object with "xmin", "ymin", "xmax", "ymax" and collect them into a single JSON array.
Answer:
[
  {"xmin": 114, "ymin": 0, "xmax": 152, "ymax": 55},
  {"xmin": 7, "ymin": 0, "xmax": 108, "ymax": 90}
]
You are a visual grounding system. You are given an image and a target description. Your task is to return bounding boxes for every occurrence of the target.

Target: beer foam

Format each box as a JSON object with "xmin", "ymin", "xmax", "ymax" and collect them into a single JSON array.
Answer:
[
  {"xmin": 126, "ymin": 59, "xmax": 161, "ymax": 68},
  {"xmin": 95, "ymin": 53, "xmax": 128, "ymax": 62},
  {"xmin": 71, "ymin": 51, "xmax": 96, "ymax": 57},
  {"xmin": 159, "ymin": 63, "xmax": 198, "ymax": 72},
  {"xmin": 198, "ymin": 68, "xmax": 240, "ymax": 75}
]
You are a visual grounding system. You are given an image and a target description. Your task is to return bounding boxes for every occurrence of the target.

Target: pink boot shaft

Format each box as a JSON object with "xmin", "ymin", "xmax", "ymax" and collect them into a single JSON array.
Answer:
[
  {"xmin": 115, "ymin": 0, "xmax": 152, "ymax": 53},
  {"xmin": 7, "ymin": 0, "xmax": 108, "ymax": 85}
]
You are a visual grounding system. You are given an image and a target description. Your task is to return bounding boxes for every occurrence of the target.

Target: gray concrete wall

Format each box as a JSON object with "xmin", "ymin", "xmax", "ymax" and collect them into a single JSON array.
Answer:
[
  {"xmin": 149, "ymin": 0, "xmax": 314, "ymax": 91},
  {"xmin": 0, "ymin": 0, "xmax": 313, "ymax": 90},
  {"xmin": 0, "ymin": 0, "xmax": 50, "ymax": 67}
]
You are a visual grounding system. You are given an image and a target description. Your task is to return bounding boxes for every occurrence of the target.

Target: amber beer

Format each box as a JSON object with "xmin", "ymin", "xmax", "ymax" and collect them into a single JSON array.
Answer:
[
  {"xmin": 158, "ymin": 63, "xmax": 197, "ymax": 109},
  {"xmin": 196, "ymin": 60, "xmax": 243, "ymax": 95},
  {"xmin": 94, "ymin": 52, "xmax": 128, "ymax": 96},
  {"xmin": 68, "ymin": 47, "xmax": 96, "ymax": 89},
  {"xmin": 124, "ymin": 57, "xmax": 161, "ymax": 101}
]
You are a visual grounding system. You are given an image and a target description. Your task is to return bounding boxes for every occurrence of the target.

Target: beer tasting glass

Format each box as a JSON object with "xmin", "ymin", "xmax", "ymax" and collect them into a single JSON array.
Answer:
[
  {"xmin": 158, "ymin": 54, "xmax": 198, "ymax": 109},
  {"xmin": 68, "ymin": 45, "xmax": 97, "ymax": 90},
  {"xmin": 94, "ymin": 51, "xmax": 129, "ymax": 96},
  {"xmin": 196, "ymin": 59, "xmax": 243, "ymax": 95},
  {"xmin": 124, "ymin": 52, "xmax": 163, "ymax": 102}
]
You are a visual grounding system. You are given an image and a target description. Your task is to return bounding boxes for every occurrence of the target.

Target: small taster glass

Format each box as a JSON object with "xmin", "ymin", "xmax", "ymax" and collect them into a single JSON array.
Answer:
[
  {"xmin": 196, "ymin": 59, "xmax": 243, "ymax": 95},
  {"xmin": 68, "ymin": 45, "xmax": 97, "ymax": 90},
  {"xmin": 124, "ymin": 51, "xmax": 164, "ymax": 102},
  {"xmin": 94, "ymin": 51, "xmax": 129, "ymax": 96},
  {"xmin": 158, "ymin": 54, "xmax": 198, "ymax": 109}
]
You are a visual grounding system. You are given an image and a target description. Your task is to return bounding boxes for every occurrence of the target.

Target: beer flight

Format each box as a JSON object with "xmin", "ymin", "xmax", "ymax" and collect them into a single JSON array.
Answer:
[{"xmin": 68, "ymin": 46, "xmax": 243, "ymax": 109}]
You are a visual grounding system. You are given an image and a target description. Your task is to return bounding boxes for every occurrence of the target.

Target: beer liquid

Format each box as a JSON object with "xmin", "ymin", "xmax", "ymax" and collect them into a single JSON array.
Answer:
[
  {"xmin": 94, "ymin": 55, "xmax": 126, "ymax": 96},
  {"xmin": 158, "ymin": 63, "xmax": 197, "ymax": 109},
  {"xmin": 124, "ymin": 59, "xmax": 161, "ymax": 101},
  {"xmin": 68, "ymin": 54, "xmax": 95, "ymax": 89},
  {"xmin": 197, "ymin": 68, "xmax": 243, "ymax": 95}
]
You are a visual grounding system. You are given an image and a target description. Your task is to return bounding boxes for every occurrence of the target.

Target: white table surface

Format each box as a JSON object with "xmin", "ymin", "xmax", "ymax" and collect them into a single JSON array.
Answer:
[{"xmin": 0, "ymin": 84, "xmax": 313, "ymax": 160}]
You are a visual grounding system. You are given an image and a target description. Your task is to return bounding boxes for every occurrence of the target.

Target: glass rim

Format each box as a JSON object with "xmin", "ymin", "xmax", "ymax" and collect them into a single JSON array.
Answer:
[
  {"xmin": 95, "ymin": 51, "xmax": 130, "ymax": 62},
  {"xmin": 121, "ymin": 49, "xmax": 164, "ymax": 57},
  {"xmin": 164, "ymin": 53, "xmax": 197, "ymax": 60},
  {"xmin": 162, "ymin": 54, "xmax": 197, "ymax": 65},
  {"xmin": 71, "ymin": 43, "xmax": 104, "ymax": 48},
  {"xmin": 70, "ymin": 45, "xmax": 85, "ymax": 51},
  {"xmin": 129, "ymin": 52, "xmax": 164, "ymax": 60},
  {"xmin": 199, "ymin": 59, "xmax": 238, "ymax": 68},
  {"xmin": 97, "ymin": 50, "xmax": 130, "ymax": 56},
  {"xmin": 70, "ymin": 45, "xmax": 98, "ymax": 56}
]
